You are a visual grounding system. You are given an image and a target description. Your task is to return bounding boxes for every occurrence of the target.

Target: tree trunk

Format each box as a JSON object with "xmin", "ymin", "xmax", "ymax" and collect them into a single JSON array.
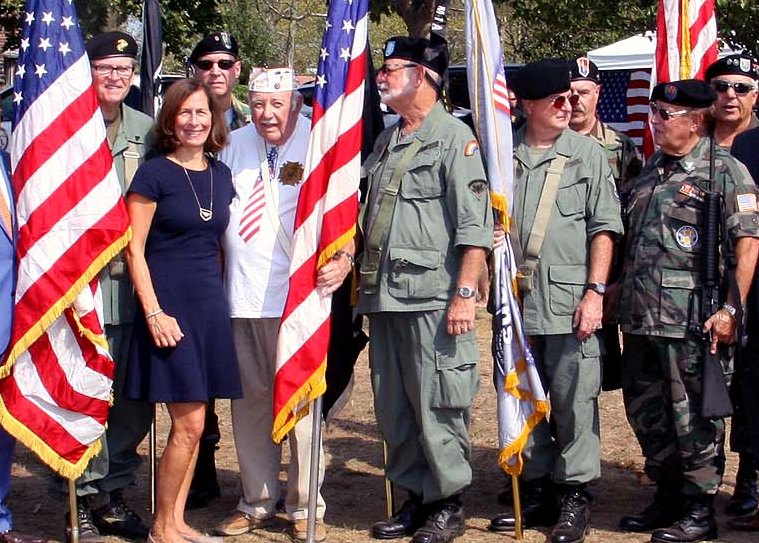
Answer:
[{"xmin": 392, "ymin": 0, "xmax": 435, "ymax": 37}]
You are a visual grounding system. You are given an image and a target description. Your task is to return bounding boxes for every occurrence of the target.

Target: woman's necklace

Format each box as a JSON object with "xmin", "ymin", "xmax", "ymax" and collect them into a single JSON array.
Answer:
[{"xmin": 180, "ymin": 162, "xmax": 214, "ymax": 222}]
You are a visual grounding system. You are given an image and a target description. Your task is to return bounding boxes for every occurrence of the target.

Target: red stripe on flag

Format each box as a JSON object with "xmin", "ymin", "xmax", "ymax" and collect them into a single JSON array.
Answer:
[{"xmin": 62, "ymin": 309, "xmax": 113, "ymax": 378}]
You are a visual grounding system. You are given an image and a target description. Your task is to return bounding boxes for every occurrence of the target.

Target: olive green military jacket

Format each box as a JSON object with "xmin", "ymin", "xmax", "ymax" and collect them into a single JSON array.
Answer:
[
  {"xmin": 619, "ymin": 137, "xmax": 759, "ymax": 338},
  {"xmin": 512, "ymin": 127, "xmax": 623, "ymax": 335},
  {"xmin": 230, "ymin": 95, "xmax": 251, "ymax": 131},
  {"xmin": 587, "ymin": 119, "xmax": 641, "ymax": 197},
  {"xmin": 101, "ymin": 104, "xmax": 153, "ymax": 326},
  {"xmin": 357, "ymin": 102, "xmax": 493, "ymax": 314}
]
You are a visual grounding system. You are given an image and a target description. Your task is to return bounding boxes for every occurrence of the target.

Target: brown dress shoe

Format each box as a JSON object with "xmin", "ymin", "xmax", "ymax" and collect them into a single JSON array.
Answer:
[
  {"xmin": 0, "ymin": 531, "xmax": 46, "ymax": 543},
  {"xmin": 727, "ymin": 512, "xmax": 759, "ymax": 531}
]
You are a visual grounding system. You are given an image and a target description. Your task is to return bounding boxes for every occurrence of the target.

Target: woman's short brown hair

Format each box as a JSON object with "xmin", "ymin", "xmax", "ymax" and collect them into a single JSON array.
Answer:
[{"xmin": 152, "ymin": 78, "xmax": 228, "ymax": 154}]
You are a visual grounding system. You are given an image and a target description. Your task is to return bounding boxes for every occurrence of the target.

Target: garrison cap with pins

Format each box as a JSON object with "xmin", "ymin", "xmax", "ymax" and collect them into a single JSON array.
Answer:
[
  {"xmin": 382, "ymin": 33, "xmax": 449, "ymax": 76},
  {"xmin": 190, "ymin": 31, "xmax": 239, "ymax": 64},
  {"xmin": 510, "ymin": 59, "xmax": 571, "ymax": 100},
  {"xmin": 705, "ymin": 53, "xmax": 759, "ymax": 81},
  {"xmin": 86, "ymin": 31, "xmax": 138, "ymax": 61},
  {"xmin": 570, "ymin": 57, "xmax": 601, "ymax": 84},
  {"xmin": 247, "ymin": 66, "xmax": 297, "ymax": 93},
  {"xmin": 651, "ymin": 79, "xmax": 717, "ymax": 108}
]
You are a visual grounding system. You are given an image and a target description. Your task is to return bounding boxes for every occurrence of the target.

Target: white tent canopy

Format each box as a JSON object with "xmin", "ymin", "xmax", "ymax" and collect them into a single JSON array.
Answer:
[{"xmin": 587, "ymin": 31, "xmax": 737, "ymax": 71}]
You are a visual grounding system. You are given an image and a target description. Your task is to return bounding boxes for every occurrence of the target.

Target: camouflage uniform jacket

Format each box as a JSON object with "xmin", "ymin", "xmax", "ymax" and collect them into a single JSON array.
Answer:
[
  {"xmin": 587, "ymin": 119, "xmax": 641, "ymax": 199},
  {"xmin": 619, "ymin": 136, "xmax": 759, "ymax": 338}
]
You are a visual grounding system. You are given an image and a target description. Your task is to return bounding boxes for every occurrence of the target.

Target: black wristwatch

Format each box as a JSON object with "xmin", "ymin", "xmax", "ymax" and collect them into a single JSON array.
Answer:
[{"xmin": 585, "ymin": 282, "xmax": 606, "ymax": 295}]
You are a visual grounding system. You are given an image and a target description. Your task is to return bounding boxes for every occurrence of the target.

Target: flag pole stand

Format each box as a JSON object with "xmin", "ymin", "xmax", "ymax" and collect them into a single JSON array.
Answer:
[
  {"xmin": 305, "ymin": 396, "xmax": 324, "ymax": 543},
  {"xmin": 511, "ymin": 474, "xmax": 523, "ymax": 540},
  {"xmin": 150, "ymin": 403, "xmax": 157, "ymax": 515},
  {"xmin": 383, "ymin": 441, "xmax": 394, "ymax": 517},
  {"xmin": 68, "ymin": 479, "xmax": 79, "ymax": 543}
]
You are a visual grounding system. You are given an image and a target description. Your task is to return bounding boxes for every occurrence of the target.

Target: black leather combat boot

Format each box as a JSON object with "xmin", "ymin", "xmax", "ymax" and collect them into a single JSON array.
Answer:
[
  {"xmin": 489, "ymin": 477, "xmax": 558, "ymax": 532},
  {"xmin": 726, "ymin": 454, "xmax": 759, "ymax": 517},
  {"xmin": 650, "ymin": 495, "xmax": 718, "ymax": 543},
  {"xmin": 619, "ymin": 483, "xmax": 682, "ymax": 532},
  {"xmin": 372, "ymin": 493, "xmax": 427, "ymax": 540},
  {"xmin": 411, "ymin": 495, "xmax": 465, "ymax": 543},
  {"xmin": 549, "ymin": 484, "xmax": 592, "ymax": 543}
]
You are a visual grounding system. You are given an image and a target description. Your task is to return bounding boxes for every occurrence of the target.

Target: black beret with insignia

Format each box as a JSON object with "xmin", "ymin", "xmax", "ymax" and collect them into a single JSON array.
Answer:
[
  {"xmin": 510, "ymin": 59, "xmax": 571, "ymax": 100},
  {"xmin": 86, "ymin": 31, "xmax": 138, "ymax": 61},
  {"xmin": 190, "ymin": 32, "xmax": 239, "ymax": 64},
  {"xmin": 569, "ymin": 57, "xmax": 600, "ymax": 84},
  {"xmin": 383, "ymin": 35, "xmax": 449, "ymax": 76},
  {"xmin": 651, "ymin": 79, "xmax": 716, "ymax": 108},
  {"xmin": 705, "ymin": 54, "xmax": 759, "ymax": 81}
]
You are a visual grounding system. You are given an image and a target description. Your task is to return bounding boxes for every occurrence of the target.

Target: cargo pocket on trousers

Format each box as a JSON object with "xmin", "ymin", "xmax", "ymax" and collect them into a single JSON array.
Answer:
[{"xmin": 431, "ymin": 333, "xmax": 480, "ymax": 409}]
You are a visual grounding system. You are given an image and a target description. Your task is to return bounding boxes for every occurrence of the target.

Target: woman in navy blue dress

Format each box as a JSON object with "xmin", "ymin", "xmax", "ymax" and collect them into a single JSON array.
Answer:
[{"xmin": 125, "ymin": 78, "xmax": 241, "ymax": 543}]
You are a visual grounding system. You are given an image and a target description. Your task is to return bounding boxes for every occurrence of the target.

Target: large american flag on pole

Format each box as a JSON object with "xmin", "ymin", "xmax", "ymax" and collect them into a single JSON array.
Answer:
[
  {"xmin": 271, "ymin": 0, "xmax": 367, "ymax": 442},
  {"xmin": 644, "ymin": 0, "xmax": 717, "ymax": 155},
  {"xmin": 1, "ymin": 0, "xmax": 130, "ymax": 478},
  {"xmin": 597, "ymin": 70, "xmax": 652, "ymax": 150},
  {"xmin": 464, "ymin": 0, "xmax": 549, "ymax": 476}
]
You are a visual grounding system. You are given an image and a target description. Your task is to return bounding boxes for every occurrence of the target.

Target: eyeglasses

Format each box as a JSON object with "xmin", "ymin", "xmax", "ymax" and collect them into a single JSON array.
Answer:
[
  {"xmin": 549, "ymin": 94, "xmax": 580, "ymax": 109},
  {"xmin": 711, "ymin": 80, "xmax": 757, "ymax": 96},
  {"xmin": 378, "ymin": 63, "xmax": 418, "ymax": 75},
  {"xmin": 649, "ymin": 102, "xmax": 690, "ymax": 121},
  {"xmin": 91, "ymin": 64, "xmax": 134, "ymax": 78},
  {"xmin": 194, "ymin": 59, "xmax": 237, "ymax": 71}
]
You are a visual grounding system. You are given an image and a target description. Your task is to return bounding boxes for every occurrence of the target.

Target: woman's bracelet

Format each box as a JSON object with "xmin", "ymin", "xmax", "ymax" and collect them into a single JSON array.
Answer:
[
  {"xmin": 145, "ymin": 308, "xmax": 164, "ymax": 319},
  {"xmin": 334, "ymin": 250, "xmax": 355, "ymax": 266}
]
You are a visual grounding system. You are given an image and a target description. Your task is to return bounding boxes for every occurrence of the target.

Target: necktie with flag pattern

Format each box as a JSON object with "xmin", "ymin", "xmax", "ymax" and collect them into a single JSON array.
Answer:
[{"xmin": 238, "ymin": 146, "xmax": 277, "ymax": 243}]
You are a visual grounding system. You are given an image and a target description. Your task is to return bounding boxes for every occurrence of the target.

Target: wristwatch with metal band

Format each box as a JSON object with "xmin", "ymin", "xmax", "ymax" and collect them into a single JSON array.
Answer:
[
  {"xmin": 585, "ymin": 282, "xmax": 606, "ymax": 295},
  {"xmin": 456, "ymin": 286, "xmax": 476, "ymax": 299}
]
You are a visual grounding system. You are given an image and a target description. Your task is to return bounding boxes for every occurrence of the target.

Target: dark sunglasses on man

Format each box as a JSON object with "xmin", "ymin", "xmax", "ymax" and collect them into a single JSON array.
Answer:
[
  {"xmin": 649, "ymin": 102, "xmax": 690, "ymax": 121},
  {"xmin": 711, "ymin": 79, "xmax": 757, "ymax": 96},
  {"xmin": 549, "ymin": 94, "xmax": 580, "ymax": 109},
  {"xmin": 194, "ymin": 58, "xmax": 237, "ymax": 71}
]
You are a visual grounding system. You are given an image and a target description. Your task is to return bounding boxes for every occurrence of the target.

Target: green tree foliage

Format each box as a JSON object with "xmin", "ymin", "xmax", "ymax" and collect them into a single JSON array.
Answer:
[{"xmin": 717, "ymin": 0, "xmax": 759, "ymax": 58}]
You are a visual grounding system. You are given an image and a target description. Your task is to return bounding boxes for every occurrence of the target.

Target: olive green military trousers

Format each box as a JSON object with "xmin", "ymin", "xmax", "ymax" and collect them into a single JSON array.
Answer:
[
  {"xmin": 521, "ymin": 333, "xmax": 602, "ymax": 484},
  {"xmin": 368, "ymin": 310, "xmax": 480, "ymax": 503}
]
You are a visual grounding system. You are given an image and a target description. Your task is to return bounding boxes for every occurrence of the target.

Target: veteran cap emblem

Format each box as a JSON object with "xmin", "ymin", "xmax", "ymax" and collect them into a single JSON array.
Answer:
[{"xmin": 665, "ymin": 84, "xmax": 678, "ymax": 101}]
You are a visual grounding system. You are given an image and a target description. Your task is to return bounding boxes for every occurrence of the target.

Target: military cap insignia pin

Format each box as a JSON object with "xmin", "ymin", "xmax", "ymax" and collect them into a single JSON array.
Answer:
[
  {"xmin": 664, "ymin": 84, "xmax": 678, "ymax": 101},
  {"xmin": 740, "ymin": 58, "xmax": 751, "ymax": 73},
  {"xmin": 221, "ymin": 32, "xmax": 232, "ymax": 50},
  {"xmin": 280, "ymin": 162, "xmax": 304, "ymax": 186},
  {"xmin": 385, "ymin": 41, "xmax": 395, "ymax": 56},
  {"xmin": 116, "ymin": 39, "xmax": 128, "ymax": 52},
  {"xmin": 577, "ymin": 57, "xmax": 590, "ymax": 78}
]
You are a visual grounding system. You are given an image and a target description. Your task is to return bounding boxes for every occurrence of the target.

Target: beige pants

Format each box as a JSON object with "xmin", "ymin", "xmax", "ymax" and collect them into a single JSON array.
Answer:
[{"xmin": 231, "ymin": 318, "xmax": 325, "ymax": 521}]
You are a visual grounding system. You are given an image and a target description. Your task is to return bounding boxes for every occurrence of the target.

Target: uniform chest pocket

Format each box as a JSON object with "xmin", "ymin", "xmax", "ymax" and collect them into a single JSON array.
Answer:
[
  {"xmin": 400, "ymin": 149, "xmax": 444, "ymax": 200},
  {"xmin": 387, "ymin": 247, "xmax": 441, "ymax": 300},
  {"xmin": 555, "ymin": 179, "xmax": 587, "ymax": 217}
]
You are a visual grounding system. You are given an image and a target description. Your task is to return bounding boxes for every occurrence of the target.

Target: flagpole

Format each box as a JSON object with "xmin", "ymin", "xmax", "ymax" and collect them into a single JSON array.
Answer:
[
  {"xmin": 305, "ymin": 396, "xmax": 323, "ymax": 543},
  {"xmin": 150, "ymin": 404, "xmax": 157, "ymax": 514},
  {"xmin": 68, "ymin": 479, "xmax": 80, "ymax": 543},
  {"xmin": 511, "ymin": 474, "xmax": 523, "ymax": 540},
  {"xmin": 383, "ymin": 440, "xmax": 394, "ymax": 517}
]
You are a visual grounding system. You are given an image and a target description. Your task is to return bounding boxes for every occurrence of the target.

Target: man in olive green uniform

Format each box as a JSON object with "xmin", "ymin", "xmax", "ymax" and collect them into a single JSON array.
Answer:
[
  {"xmin": 489, "ymin": 59, "xmax": 623, "ymax": 543},
  {"xmin": 64, "ymin": 32, "xmax": 153, "ymax": 543},
  {"xmin": 704, "ymin": 54, "xmax": 759, "ymax": 518},
  {"xmin": 569, "ymin": 57, "xmax": 642, "ymax": 391},
  {"xmin": 358, "ymin": 36, "xmax": 492, "ymax": 543},
  {"xmin": 618, "ymin": 80, "xmax": 759, "ymax": 543},
  {"xmin": 191, "ymin": 32, "xmax": 250, "ymax": 131}
]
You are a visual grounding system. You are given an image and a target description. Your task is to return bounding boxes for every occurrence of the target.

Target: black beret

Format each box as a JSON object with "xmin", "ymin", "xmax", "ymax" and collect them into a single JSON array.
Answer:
[
  {"xmin": 86, "ymin": 31, "xmax": 137, "ymax": 61},
  {"xmin": 383, "ymin": 35, "xmax": 449, "ymax": 76},
  {"xmin": 569, "ymin": 57, "xmax": 600, "ymax": 84},
  {"xmin": 705, "ymin": 54, "xmax": 759, "ymax": 81},
  {"xmin": 190, "ymin": 32, "xmax": 239, "ymax": 64},
  {"xmin": 510, "ymin": 59, "xmax": 571, "ymax": 100},
  {"xmin": 651, "ymin": 79, "xmax": 716, "ymax": 108}
]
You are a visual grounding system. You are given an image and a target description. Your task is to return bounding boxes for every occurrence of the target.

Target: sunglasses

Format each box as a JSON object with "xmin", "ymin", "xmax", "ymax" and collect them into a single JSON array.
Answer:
[
  {"xmin": 712, "ymin": 80, "xmax": 757, "ymax": 96},
  {"xmin": 378, "ymin": 63, "xmax": 418, "ymax": 75},
  {"xmin": 549, "ymin": 94, "xmax": 580, "ymax": 109},
  {"xmin": 649, "ymin": 102, "xmax": 690, "ymax": 121},
  {"xmin": 194, "ymin": 58, "xmax": 237, "ymax": 71}
]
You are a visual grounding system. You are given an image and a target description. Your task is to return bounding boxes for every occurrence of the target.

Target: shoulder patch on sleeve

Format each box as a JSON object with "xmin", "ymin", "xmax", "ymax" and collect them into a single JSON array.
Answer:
[
  {"xmin": 737, "ymin": 192, "xmax": 758, "ymax": 212},
  {"xmin": 469, "ymin": 179, "xmax": 488, "ymax": 196},
  {"xmin": 464, "ymin": 140, "xmax": 479, "ymax": 157}
]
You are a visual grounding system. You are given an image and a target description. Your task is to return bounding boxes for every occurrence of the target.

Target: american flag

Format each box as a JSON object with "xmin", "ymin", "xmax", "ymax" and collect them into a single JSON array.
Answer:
[
  {"xmin": 644, "ymin": 0, "xmax": 717, "ymax": 155},
  {"xmin": 1, "ymin": 0, "xmax": 130, "ymax": 478},
  {"xmin": 271, "ymin": 0, "xmax": 367, "ymax": 442},
  {"xmin": 465, "ymin": 0, "xmax": 548, "ymax": 477},
  {"xmin": 597, "ymin": 69, "xmax": 652, "ymax": 150}
]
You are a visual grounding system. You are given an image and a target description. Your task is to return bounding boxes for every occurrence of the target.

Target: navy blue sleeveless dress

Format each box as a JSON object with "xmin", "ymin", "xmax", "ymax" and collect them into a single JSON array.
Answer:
[{"xmin": 125, "ymin": 156, "xmax": 242, "ymax": 403}]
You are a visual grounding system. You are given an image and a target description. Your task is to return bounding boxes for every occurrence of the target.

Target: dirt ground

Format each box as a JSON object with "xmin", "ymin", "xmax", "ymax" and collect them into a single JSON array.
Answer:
[{"xmin": 7, "ymin": 309, "xmax": 750, "ymax": 543}]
